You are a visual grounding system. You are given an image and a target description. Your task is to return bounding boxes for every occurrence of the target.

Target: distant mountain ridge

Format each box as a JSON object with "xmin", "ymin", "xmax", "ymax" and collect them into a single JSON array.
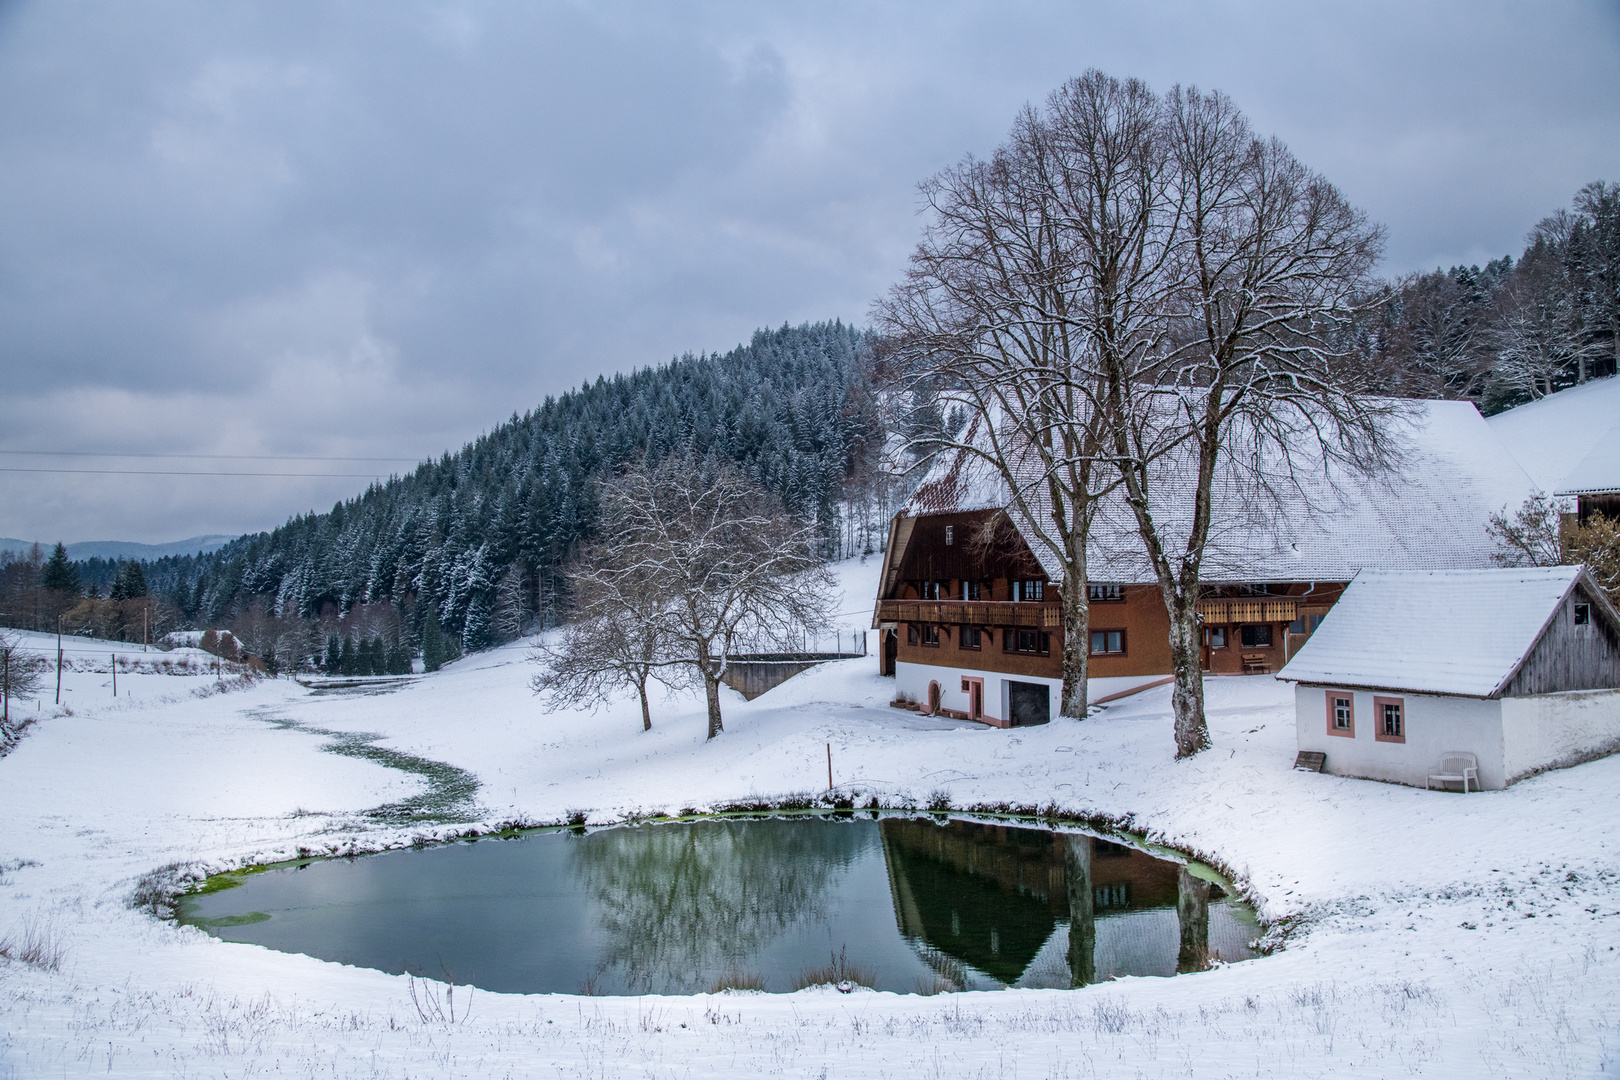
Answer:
[{"xmin": 0, "ymin": 535, "xmax": 236, "ymax": 561}]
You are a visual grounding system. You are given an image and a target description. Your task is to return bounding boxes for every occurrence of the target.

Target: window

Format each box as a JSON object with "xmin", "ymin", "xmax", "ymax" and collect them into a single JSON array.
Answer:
[
  {"xmin": 1012, "ymin": 579, "xmax": 1045, "ymax": 601},
  {"xmin": 906, "ymin": 624, "xmax": 918, "ymax": 645},
  {"xmin": 1326, "ymin": 691, "xmax": 1354, "ymax": 738},
  {"xmin": 959, "ymin": 625, "xmax": 982, "ymax": 650},
  {"xmin": 1374, "ymin": 696, "xmax": 1405, "ymax": 743},
  {"xmin": 1088, "ymin": 583, "xmax": 1124, "ymax": 602},
  {"xmin": 966, "ymin": 579, "xmax": 985, "ymax": 600},
  {"xmin": 921, "ymin": 624, "xmax": 941, "ymax": 647},
  {"xmin": 945, "ymin": 525, "xmax": 954, "ymax": 546},
  {"xmin": 1240, "ymin": 624, "xmax": 1273, "ymax": 648},
  {"xmin": 1238, "ymin": 583, "xmax": 1272, "ymax": 596},
  {"xmin": 1089, "ymin": 629, "xmax": 1126, "ymax": 655},
  {"xmin": 920, "ymin": 580, "xmax": 944, "ymax": 600},
  {"xmin": 1004, "ymin": 628, "xmax": 1050, "ymax": 654},
  {"xmin": 1205, "ymin": 627, "xmax": 1228, "ymax": 649},
  {"xmin": 1574, "ymin": 602, "xmax": 1591, "ymax": 626}
]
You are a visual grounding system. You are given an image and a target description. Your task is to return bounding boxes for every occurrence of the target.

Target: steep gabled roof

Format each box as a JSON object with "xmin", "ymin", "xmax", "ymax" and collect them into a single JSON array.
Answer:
[
  {"xmin": 895, "ymin": 399, "xmax": 1533, "ymax": 584},
  {"xmin": 1277, "ymin": 566, "xmax": 1605, "ymax": 697},
  {"xmin": 1486, "ymin": 374, "xmax": 1620, "ymax": 496}
]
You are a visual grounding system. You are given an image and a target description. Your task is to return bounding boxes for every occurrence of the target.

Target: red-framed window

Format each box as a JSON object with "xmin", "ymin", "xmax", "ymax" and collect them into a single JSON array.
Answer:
[
  {"xmin": 1374, "ymin": 696, "xmax": 1405, "ymax": 743},
  {"xmin": 1326, "ymin": 690, "xmax": 1355, "ymax": 738}
]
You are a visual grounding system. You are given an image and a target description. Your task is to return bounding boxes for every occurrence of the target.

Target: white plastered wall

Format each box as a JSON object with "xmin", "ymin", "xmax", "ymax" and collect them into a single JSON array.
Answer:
[
  {"xmin": 1295, "ymin": 684, "xmax": 1507, "ymax": 789},
  {"xmin": 895, "ymin": 660, "xmax": 1062, "ymax": 726},
  {"xmin": 1501, "ymin": 689, "xmax": 1620, "ymax": 782}
]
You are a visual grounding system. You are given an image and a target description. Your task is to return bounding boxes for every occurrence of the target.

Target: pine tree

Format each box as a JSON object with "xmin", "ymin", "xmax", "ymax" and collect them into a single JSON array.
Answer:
[
  {"xmin": 462, "ymin": 591, "xmax": 492, "ymax": 651},
  {"xmin": 42, "ymin": 543, "xmax": 78, "ymax": 596},
  {"xmin": 325, "ymin": 635, "xmax": 342, "ymax": 674},
  {"xmin": 339, "ymin": 635, "xmax": 357, "ymax": 675},
  {"xmin": 421, "ymin": 604, "xmax": 447, "ymax": 673}
]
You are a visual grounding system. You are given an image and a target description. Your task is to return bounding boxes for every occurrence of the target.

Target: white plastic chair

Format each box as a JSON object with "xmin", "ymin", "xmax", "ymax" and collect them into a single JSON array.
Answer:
[{"xmin": 1426, "ymin": 752, "xmax": 1480, "ymax": 793}]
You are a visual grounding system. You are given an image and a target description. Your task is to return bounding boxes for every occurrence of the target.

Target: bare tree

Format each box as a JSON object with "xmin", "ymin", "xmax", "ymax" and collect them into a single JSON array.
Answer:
[
  {"xmin": 875, "ymin": 71, "xmax": 1175, "ymax": 719},
  {"xmin": 1487, "ymin": 493, "xmax": 1564, "ymax": 568},
  {"xmin": 1, "ymin": 629, "xmax": 47, "ymax": 735},
  {"xmin": 492, "ymin": 564, "xmax": 529, "ymax": 643},
  {"xmin": 547, "ymin": 456, "xmax": 834, "ymax": 740},
  {"xmin": 1490, "ymin": 227, "xmax": 1609, "ymax": 399},
  {"xmin": 531, "ymin": 540, "xmax": 673, "ymax": 732},
  {"xmin": 1100, "ymin": 83, "xmax": 1391, "ymax": 757}
]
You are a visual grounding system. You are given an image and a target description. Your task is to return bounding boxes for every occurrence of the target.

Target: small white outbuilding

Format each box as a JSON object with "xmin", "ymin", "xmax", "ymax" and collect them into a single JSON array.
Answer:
[{"xmin": 1278, "ymin": 566, "xmax": 1620, "ymax": 790}]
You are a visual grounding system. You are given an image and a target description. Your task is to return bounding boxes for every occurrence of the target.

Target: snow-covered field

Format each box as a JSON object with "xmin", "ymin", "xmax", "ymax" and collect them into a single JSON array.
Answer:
[{"xmin": 2, "ymin": 559, "xmax": 1617, "ymax": 1078}]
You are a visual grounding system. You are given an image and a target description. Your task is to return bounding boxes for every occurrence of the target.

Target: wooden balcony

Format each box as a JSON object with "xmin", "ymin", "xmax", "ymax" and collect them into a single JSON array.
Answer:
[
  {"xmin": 1194, "ymin": 598, "xmax": 1298, "ymax": 625},
  {"xmin": 875, "ymin": 599, "xmax": 1062, "ymax": 629}
]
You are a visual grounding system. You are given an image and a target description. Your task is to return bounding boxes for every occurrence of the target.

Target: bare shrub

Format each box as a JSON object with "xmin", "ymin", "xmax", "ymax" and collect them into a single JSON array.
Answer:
[
  {"xmin": 407, "ymin": 969, "xmax": 472, "ymax": 1024},
  {"xmin": 791, "ymin": 946, "xmax": 876, "ymax": 991},
  {"xmin": 130, "ymin": 861, "xmax": 192, "ymax": 918},
  {"xmin": 707, "ymin": 967, "xmax": 768, "ymax": 993},
  {"xmin": 0, "ymin": 912, "xmax": 66, "ymax": 971}
]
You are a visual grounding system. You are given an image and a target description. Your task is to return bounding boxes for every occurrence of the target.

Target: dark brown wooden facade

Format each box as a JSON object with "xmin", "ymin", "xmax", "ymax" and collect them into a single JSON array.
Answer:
[{"xmin": 874, "ymin": 510, "xmax": 1350, "ymax": 683}]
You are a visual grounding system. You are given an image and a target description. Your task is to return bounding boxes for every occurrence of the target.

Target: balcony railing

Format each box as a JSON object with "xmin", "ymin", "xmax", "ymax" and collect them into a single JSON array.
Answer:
[
  {"xmin": 875, "ymin": 599, "xmax": 1061, "ymax": 629},
  {"xmin": 1193, "ymin": 598, "xmax": 1298, "ymax": 625}
]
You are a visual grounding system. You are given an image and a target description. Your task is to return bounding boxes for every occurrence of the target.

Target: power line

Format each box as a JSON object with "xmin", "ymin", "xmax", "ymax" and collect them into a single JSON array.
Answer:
[
  {"xmin": 0, "ymin": 450, "xmax": 422, "ymax": 462},
  {"xmin": 0, "ymin": 467, "xmax": 396, "ymax": 478}
]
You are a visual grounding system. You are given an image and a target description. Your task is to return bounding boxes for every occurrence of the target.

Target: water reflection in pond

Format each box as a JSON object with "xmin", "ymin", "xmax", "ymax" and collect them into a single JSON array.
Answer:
[{"xmin": 180, "ymin": 816, "xmax": 1257, "ymax": 995}]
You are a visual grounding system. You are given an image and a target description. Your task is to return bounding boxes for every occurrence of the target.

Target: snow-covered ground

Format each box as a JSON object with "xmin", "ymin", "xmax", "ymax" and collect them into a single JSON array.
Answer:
[{"xmin": 1, "ymin": 558, "xmax": 1617, "ymax": 1078}]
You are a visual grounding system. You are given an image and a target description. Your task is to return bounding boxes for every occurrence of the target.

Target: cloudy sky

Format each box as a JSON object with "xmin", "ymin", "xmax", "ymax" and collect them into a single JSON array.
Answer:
[{"xmin": 2, "ymin": 1, "xmax": 1617, "ymax": 545}]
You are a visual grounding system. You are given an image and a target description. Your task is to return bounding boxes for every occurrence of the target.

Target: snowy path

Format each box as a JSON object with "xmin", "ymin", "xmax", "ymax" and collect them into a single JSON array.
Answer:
[{"xmin": 1, "ymin": 570, "xmax": 1617, "ymax": 1077}]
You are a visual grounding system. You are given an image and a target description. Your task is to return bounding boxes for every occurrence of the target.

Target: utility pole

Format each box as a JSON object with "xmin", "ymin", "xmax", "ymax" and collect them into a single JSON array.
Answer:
[
  {"xmin": 55, "ymin": 615, "xmax": 62, "ymax": 704},
  {"xmin": 111, "ymin": 653, "xmax": 116, "ymax": 698},
  {"xmin": 143, "ymin": 608, "xmax": 148, "ymax": 652}
]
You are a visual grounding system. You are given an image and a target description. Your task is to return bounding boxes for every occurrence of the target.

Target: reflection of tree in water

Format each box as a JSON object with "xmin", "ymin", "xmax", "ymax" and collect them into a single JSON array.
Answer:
[{"xmin": 570, "ymin": 818, "xmax": 869, "ymax": 993}]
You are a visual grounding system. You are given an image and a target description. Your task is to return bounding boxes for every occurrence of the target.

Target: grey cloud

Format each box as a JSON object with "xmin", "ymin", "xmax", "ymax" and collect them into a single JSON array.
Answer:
[{"xmin": 0, "ymin": 0, "xmax": 1617, "ymax": 543}]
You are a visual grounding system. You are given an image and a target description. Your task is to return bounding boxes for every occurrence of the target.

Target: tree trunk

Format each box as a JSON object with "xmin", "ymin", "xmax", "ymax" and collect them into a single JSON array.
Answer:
[
  {"xmin": 637, "ymin": 675, "xmax": 652, "ymax": 732},
  {"xmin": 1058, "ymin": 569, "xmax": 1090, "ymax": 719},
  {"xmin": 1167, "ymin": 596, "xmax": 1209, "ymax": 758},
  {"xmin": 702, "ymin": 670, "xmax": 724, "ymax": 740},
  {"xmin": 1175, "ymin": 865, "xmax": 1211, "ymax": 973},
  {"xmin": 1063, "ymin": 834, "xmax": 1096, "ymax": 987}
]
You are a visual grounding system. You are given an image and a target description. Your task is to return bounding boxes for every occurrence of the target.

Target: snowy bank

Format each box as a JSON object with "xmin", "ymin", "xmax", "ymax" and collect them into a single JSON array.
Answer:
[{"xmin": 1, "ymin": 559, "xmax": 1617, "ymax": 1077}]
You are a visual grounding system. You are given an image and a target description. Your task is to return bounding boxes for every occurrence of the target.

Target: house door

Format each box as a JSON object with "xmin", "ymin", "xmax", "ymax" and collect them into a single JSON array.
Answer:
[
  {"xmin": 882, "ymin": 629, "xmax": 898, "ymax": 676},
  {"xmin": 927, "ymin": 681, "xmax": 942, "ymax": 714}
]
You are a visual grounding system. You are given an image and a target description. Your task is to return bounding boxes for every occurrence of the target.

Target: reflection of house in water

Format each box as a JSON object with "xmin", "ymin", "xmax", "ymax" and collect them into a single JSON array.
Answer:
[{"xmin": 878, "ymin": 818, "xmax": 1254, "ymax": 988}]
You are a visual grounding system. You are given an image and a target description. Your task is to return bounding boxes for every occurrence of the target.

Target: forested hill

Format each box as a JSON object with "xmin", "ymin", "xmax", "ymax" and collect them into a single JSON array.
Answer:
[{"xmin": 132, "ymin": 321, "xmax": 890, "ymax": 646}]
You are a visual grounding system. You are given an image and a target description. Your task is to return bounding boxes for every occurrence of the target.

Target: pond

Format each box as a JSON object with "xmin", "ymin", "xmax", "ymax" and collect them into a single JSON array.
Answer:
[{"xmin": 179, "ymin": 816, "xmax": 1259, "ymax": 995}]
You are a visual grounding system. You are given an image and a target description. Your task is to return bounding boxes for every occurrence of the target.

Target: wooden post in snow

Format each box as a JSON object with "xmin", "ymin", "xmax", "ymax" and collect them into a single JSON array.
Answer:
[{"xmin": 826, "ymin": 743, "xmax": 833, "ymax": 791}]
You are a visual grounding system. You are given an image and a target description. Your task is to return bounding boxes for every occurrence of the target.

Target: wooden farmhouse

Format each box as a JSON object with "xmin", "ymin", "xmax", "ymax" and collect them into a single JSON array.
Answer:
[
  {"xmin": 1488, "ymin": 373, "xmax": 1620, "ymax": 523},
  {"xmin": 1280, "ymin": 567, "xmax": 1620, "ymax": 790},
  {"xmin": 872, "ymin": 400, "xmax": 1534, "ymax": 727}
]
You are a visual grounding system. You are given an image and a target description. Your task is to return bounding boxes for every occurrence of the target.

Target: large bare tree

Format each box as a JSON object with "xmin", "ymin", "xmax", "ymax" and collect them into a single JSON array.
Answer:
[
  {"xmin": 544, "ymin": 456, "xmax": 833, "ymax": 740},
  {"xmin": 1100, "ymin": 84, "xmax": 1391, "ymax": 757},
  {"xmin": 875, "ymin": 72, "xmax": 1176, "ymax": 719}
]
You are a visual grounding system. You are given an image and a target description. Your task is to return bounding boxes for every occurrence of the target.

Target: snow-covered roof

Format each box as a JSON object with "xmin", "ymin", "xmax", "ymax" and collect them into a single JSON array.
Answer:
[
  {"xmin": 1485, "ymin": 375, "xmax": 1620, "ymax": 496},
  {"xmin": 899, "ymin": 399, "xmax": 1534, "ymax": 584},
  {"xmin": 1277, "ymin": 566, "xmax": 1586, "ymax": 697}
]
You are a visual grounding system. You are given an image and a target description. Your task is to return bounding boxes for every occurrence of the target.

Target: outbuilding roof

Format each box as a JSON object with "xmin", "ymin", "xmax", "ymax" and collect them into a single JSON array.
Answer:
[
  {"xmin": 1277, "ymin": 566, "xmax": 1594, "ymax": 697},
  {"xmin": 899, "ymin": 399, "xmax": 1533, "ymax": 584},
  {"xmin": 1486, "ymin": 374, "xmax": 1620, "ymax": 496}
]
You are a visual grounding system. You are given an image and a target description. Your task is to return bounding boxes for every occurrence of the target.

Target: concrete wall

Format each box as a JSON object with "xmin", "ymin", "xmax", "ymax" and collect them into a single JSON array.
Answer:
[
  {"xmin": 1295, "ymin": 684, "xmax": 1507, "ymax": 789},
  {"xmin": 896, "ymin": 659, "xmax": 1061, "ymax": 727},
  {"xmin": 895, "ymin": 661, "xmax": 1168, "ymax": 727},
  {"xmin": 1502, "ymin": 689, "xmax": 1620, "ymax": 782}
]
